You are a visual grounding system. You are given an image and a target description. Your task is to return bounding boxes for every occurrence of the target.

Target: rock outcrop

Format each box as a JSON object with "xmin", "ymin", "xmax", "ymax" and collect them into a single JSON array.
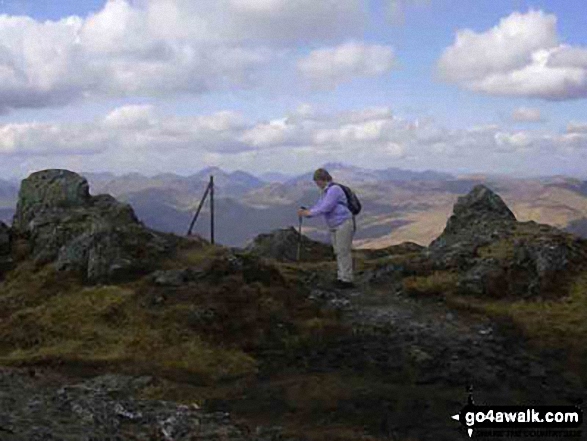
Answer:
[
  {"xmin": 11, "ymin": 169, "xmax": 182, "ymax": 283},
  {"xmin": 426, "ymin": 184, "xmax": 587, "ymax": 298},
  {"xmin": 0, "ymin": 369, "xmax": 280, "ymax": 440},
  {"xmin": 244, "ymin": 226, "xmax": 334, "ymax": 262},
  {"xmin": 0, "ymin": 221, "xmax": 12, "ymax": 277},
  {"xmin": 0, "ymin": 221, "xmax": 10, "ymax": 256},
  {"xmin": 151, "ymin": 249, "xmax": 284, "ymax": 287}
]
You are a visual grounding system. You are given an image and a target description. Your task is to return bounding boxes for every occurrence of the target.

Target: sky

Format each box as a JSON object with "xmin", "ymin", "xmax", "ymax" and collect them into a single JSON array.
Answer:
[{"xmin": 0, "ymin": 0, "xmax": 587, "ymax": 180}]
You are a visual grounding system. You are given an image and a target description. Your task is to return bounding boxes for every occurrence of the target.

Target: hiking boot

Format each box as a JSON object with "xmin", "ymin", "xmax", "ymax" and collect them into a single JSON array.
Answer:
[{"xmin": 333, "ymin": 279, "xmax": 355, "ymax": 289}]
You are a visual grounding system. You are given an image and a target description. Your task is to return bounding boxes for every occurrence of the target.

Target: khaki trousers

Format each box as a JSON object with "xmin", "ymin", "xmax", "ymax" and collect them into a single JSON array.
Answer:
[{"xmin": 329, "ymin": 217, "xmax": 355, "ymax": 282}]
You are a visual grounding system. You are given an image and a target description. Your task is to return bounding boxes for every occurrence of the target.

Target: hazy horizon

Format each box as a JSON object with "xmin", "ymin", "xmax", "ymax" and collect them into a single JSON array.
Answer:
[{"xmin": 3, "ymin": 163, "xmax": 587, "ymax": 183}]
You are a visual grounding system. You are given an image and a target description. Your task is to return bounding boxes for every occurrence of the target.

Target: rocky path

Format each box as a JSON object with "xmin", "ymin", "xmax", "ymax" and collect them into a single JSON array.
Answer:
[
  {"xmin": 332, "ymin": 277, "xmax": 582, "ymax": 396},
  {"xmin": 0, "ymin": 368, "xmax": 288, "ymax": 441},
  {"xmin": 298, "ymin": 276, "xmax": 586, "ymax": 440}
]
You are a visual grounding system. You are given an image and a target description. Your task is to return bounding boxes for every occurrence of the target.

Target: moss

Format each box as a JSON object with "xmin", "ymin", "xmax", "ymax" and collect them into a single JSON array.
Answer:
[
  {"xmin": 158, "ymin": 241, "xmax": 219, "ymax": 270},
  {"xmin": 402, "ymin": 271, "xmax": 459, "ymax": 297},
  {"xmin": 482, "ymin": 271, "xmax": 587, "ymax": 350},
  {"xmin": 0, "ymin": 279, "xmax": 258, "ymax": 382},
  {"xmin": 444, "ymin": 270, "xmax": 587, "ymax": 381},
  {"xmin": 476, "ymin": 239, "xmax": 516, "ymax": 260}
]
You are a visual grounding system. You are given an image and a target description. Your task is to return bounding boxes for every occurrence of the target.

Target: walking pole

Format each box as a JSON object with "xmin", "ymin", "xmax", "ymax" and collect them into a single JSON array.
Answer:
[
  {"xmin": 297, "ymin": 216, "xmax": 303, "ymax": 261},
  {"xmin": 297, "ymin": 206, "xmax": 305, "ymax": 261}
]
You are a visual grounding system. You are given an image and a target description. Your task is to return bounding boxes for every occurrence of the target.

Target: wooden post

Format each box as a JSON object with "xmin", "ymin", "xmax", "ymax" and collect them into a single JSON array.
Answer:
[
  {"xmin": 187, "ymin": 180, "xmax": 211, "ymax": 236},
  {"xmin": 210, "ymin": 175, "xmax": 214, "ymax": 244}
]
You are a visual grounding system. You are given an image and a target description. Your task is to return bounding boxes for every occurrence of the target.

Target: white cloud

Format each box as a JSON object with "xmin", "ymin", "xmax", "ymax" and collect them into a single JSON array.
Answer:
[
  {"xmin": 0, "ymin": 0, "xmax": 367, "ymax": 112},
  {"xmin": 1, "ymin": 104, "xmax": 582, "ymax": 177},
  {"xmin": 103, "ymin": 104, "xmax": 156, "ymax": 129},
  {"xmin": 554, "ymin": 132, "xmax": 587, "ymax": 150},
  {"xmin": 495, "ymin": 131, "xmax": 533, "ymax": 151},
  {"xmin": 437, "ymin": 10, "xmax": 587, "ymax": 100},
  {"xmin": 547, "ymin": 46, "xmax": 587, "ymax": 69},
  {"xmin": 566, "ymin": 121, "xmax": 587, "ymax": 133},
  {"xmin": 511, "ymin": 107, "xmax": 544, "ymax": 122},
  {"xmin": 298, "ymin": 41, "xmax": 396, "ymax": 88},
  {"xmin": 0, "ymin": 122, "xmax": 110, "ymax": 155}
]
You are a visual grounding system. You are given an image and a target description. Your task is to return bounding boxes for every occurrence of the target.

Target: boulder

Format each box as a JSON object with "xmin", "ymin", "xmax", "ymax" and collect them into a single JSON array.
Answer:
[
  {"xmin": 12, "ymin": 169, "xmax": 92, "ymax": 232},
  {"xmin": 426, "ymin": 185, "xmax": 587, "ymax": 298},
  {"xmin": 0, "ymin": 221, "xmax": 9, "ymax": 255},
  {"xmin": 429, "ymin": 184, "xmax": 516, "ymax": 250},
  {"xmin": 244, "ymin": 226, "xmax": 334, "ymax": 262},
  {"xmin": 11, "ymin": 169, "xmax": 180, "ymax": 283},
  {"xmin": 0, "ymin": 221, "xmax": 12, "ymax": 277}
]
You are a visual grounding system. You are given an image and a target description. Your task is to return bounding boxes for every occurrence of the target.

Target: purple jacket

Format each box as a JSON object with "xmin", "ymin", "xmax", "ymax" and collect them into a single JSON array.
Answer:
[{"xmin": 307, "ymin": 182, "xmax": 352, "ymax": 229}]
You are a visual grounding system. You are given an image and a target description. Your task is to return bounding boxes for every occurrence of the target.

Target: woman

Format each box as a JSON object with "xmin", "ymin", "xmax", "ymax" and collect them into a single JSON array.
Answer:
[{"xmin": 297, "ymin": 168, "xmax": 355, "ymax": 288}]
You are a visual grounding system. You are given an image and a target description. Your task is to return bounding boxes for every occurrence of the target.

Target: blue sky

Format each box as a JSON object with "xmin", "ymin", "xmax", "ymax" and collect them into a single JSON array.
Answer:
[{"xmin": 0, "ymin": 0, "xmax": 586, "ymax": 179}]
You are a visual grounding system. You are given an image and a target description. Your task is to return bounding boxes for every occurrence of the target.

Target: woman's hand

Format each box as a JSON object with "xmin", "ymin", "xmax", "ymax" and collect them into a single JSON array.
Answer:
[{"xmin": 297, "ymin": 208, "xmax": 311, "ymax": 217}]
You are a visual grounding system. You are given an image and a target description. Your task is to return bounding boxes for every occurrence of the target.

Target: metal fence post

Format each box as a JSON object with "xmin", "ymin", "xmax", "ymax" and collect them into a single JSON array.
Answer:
[
  {"xmin": 210, "ymin": 175, "xmax": 214, "ymax": 244},
  {"xmin": 187, "ymin": 179, "xmax": 211, "ymax": 237}
]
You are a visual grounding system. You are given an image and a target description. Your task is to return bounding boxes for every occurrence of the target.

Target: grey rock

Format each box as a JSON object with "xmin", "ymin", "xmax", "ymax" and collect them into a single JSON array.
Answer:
[
  {"xmin": 12, "ymin": 169, "xmax": 91, "ymax": 232},
  {"xmin": 0, "ymin": 221, "xmax": 13, "ymax": 277},
  {"xmin": 244, "ymin": 226, "xmax": 334, "ymax": 262},
  {"xmin": 0, "ymin": 221, "xmax": 9, "ymax": 255},
  {"xmin": 457, "ymin": 258, "xmax": 507, "ymax": 296},
  {"xmin": 408, "ymin": 346, "xmax": 433, "ymax": 364},
  {"xmin": 0, "ymin": 369, "xmax": 267, "ymax": 440},
  {"xmin": 10, "ymin": 169, "xmax": 181, "ymax": 283},
  {"xmin": 430, "ymin": 184, "xmax": 515, "ymax": 249},
  {"xmin": 426, "ymin": 184, "xmax": 587, "ymax": 298},
  {"xmin": 151, "ymin": 267, "xmax": 206, "ymax": 286}
]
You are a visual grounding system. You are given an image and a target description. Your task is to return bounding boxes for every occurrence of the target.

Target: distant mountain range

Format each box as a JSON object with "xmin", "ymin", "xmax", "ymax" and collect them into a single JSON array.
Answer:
[{"xmin": 1, "ymin": 163, "xmax": 587, "ymax": 247}]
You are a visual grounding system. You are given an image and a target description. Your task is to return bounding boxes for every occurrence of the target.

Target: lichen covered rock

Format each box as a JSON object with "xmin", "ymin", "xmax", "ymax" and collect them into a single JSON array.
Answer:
[
  {"xmin": 11, "ymin": 169, "xmax": 180, "ymax": 283},
  {"xmin": 425, "ymin": 185, "xmax": 587, "ymax": 298}
]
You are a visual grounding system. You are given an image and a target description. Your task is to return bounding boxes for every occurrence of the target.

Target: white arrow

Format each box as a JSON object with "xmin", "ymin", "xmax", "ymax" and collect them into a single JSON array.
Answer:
[
  {"xmin": 468, "ymin": 428, "xmax": 473, "ymax": 438},
  {"xmin": 451, "ymin": 414, "xmax": 460, "ymax": 421}
]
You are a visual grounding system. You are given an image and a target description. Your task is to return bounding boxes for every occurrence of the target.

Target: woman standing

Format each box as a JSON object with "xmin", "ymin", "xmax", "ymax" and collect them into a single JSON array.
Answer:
[{"xmin": 297, "ymin": 168, "xmax": 356, "ymax": 288}]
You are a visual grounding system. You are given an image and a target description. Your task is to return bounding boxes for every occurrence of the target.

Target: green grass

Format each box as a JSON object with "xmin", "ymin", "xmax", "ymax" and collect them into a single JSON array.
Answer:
[
  {"xmin": 460, "ymin": 270, "xmax": 587, "ymax": 350},
  {"xmin": 0, "ymin": 241, "xmax": 335, "ymax": 386},
  {"xmin": 402, "ymin": 271, "xmax": 459, "ymax": 297},
  {"xmin": 0, "ymin": 282, "xmax": 257, "ymax": 382}
]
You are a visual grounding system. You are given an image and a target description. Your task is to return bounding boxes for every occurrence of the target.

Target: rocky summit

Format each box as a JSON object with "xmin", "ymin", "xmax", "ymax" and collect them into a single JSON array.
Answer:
[
  {"xmin": 425, "ymin": 184, "xmax": 587, "ymax": 298},
  {"xmin": 244, "ymin": 226, "xmax": 334, "ymax": 262},
  {"xmin": 10, "ymin": 169, "xmax": 183, "ymax": 283},
  {"xmin": 439, "ymin": 184, "xmax": 516, "ymax": 236},
  {"xmin": 1, "ymin": 174, "xmax": 587, "ymax": 440}
]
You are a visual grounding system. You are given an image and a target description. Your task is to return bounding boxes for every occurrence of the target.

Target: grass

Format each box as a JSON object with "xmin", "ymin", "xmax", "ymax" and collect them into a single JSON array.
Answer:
[
  {"xmin": 454, "ymin": 270, "xmax": 587, "ymax": 350},
  {"xmin": 0, "ymin": 281, "xmax": 258, "ymax": 382},
  {"xmin": 442, "ymin": 269, "xmax": 587, "ymax": 383},
  {"xmin": 402, "ymin": 271, "xmax": 459, "ymax": 297},
  {"xmin": 0, "ymin": 240, "xmax": 336, "ymax": 387},
  {"xmin": 158, "ymin": 239, "xmax": 218, "ymax": 270}
]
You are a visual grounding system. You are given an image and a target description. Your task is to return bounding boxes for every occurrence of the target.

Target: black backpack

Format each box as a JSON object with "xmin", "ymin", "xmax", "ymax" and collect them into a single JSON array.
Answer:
[{"xmin": 331, "ymin": 182, "xmax": 362, "ymax": 215}]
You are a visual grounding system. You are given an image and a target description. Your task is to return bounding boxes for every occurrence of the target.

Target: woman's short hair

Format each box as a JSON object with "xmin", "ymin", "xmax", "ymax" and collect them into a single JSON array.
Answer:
[{"xmin": 313, "ymin": 168, "xmax": 332, "ymax": 182}]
